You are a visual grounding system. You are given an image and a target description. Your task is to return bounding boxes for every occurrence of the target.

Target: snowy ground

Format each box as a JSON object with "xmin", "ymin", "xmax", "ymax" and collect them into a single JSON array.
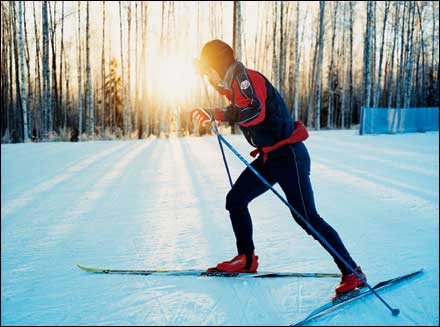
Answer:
[{"xmin": 1, "ymin": 130, "xmax": 438, "ymax": 326}]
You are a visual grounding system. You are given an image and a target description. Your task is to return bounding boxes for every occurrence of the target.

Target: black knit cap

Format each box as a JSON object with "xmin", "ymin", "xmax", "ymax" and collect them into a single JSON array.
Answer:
[{"xmin": 200, "ymin": 39, "xmax": 236, "ymax": 79}]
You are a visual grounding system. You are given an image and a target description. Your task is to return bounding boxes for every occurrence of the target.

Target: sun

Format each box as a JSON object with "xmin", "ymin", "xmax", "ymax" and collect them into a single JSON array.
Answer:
[{"xmin": 154, "ymin": 54, "xmax": 198, "ymax": 106}]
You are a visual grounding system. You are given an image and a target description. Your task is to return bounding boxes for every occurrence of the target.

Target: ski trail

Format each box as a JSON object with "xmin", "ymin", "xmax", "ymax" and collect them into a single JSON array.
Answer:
[
  {"xmin": 34, "ymin": 141, "xmax": 152, "ymax": 250},
  {"xmin": 311, "ymin": 134, "xmax": 437, "ymax": 162},
  {"xmin": 310, "ymin": 143, "xmax": 438, "ymax": 178},
  {"xmin": 1, "ymin": 143, "xmax": 126, "ymax": 221},
  {"xmin": 314, "ymin": 156, "xmax": 438, "ymax": 202},
  {"xmin": 175, "ymin": 137, "xmax": 231, "ymax": 264},
  {"xmin": 312, "ymin": 160, "xmax": 438, "ymax": 218}
]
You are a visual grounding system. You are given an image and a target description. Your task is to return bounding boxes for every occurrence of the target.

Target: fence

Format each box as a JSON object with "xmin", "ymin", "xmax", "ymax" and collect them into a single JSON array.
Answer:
[{"xmin": 360, "ymin": 107, "xmax": 439, "ymax": 135}]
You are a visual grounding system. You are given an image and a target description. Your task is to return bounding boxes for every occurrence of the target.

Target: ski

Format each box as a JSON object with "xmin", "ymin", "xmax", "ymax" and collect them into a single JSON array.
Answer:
[
  {"xmin": 292, "ymin": 269, "xmax": 423, "ymax": 326},
  {"xmin": 77, "ymin": 264, "xmax": 341, "ymax": 278}
]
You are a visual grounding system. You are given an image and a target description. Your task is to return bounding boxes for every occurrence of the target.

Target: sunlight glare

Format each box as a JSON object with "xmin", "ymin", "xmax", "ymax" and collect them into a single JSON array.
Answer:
[{"xmin": 154, "ymin": 55, "xmax": 198, "ymax": 106}]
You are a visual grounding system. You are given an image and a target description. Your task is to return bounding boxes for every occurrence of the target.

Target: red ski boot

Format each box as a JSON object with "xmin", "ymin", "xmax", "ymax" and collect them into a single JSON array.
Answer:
[
  {"xmin": 335, "ymin": 266, "xmax": 367, "ymax": 295},
  {"xmin": 207, "ymin": 252, "xmax": 259, "ymax": 273}
]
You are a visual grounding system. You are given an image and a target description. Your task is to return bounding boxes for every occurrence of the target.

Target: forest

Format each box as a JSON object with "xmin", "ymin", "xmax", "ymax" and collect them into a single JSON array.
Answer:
[{"xmin": 1, "ymin": 1, "xmax": 439, "ymax": 143}]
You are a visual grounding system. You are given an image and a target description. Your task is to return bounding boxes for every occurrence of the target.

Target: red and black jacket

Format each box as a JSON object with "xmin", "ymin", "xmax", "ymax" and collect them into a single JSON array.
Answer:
[{"xmin": 211, "ymin": 62, "xmax": 308, "ymax": 161}]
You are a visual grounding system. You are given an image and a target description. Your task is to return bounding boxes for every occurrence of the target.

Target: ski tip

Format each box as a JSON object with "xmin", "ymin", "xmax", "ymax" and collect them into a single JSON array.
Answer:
[{"xmin": 77, "ymin": 264, "xmax": 102, "ymax": 273}]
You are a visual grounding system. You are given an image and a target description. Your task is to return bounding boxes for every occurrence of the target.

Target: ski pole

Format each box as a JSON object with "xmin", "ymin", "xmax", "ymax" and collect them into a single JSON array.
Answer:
[
  {"xmin": 214, "ymin": 130, "xmax": 400, "ymax": 317},
  {"xmin": 199, "ymin": 74, "xmax": 234, "ymax": 188}
]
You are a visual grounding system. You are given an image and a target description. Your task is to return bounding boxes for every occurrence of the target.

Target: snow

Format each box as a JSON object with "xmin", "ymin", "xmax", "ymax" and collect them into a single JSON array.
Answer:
[{"xmin": 1, "ymin": 130, "xmax": 438, "ymax": 326}]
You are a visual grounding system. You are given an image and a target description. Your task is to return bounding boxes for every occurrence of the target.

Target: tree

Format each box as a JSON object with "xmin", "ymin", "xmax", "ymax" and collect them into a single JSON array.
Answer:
[
  {"xmin": 327, "ymin": 1, "xmax": 338, "ymax": 128},
  {"xmin": 42, "ymin": 0, "xmax": 51, "ymax": 137},
  {"xmin": 127, "ymin": 1, "xmax": 132, "ymax": 134},
  {"xmin": 76, "ymin": 1, "xmax": 82, "ymax": 139},
  {"xmin": 307, "ymin": 12, "xmax": 319, "ymax": 129},
  {"xmin": 48, "ymin": 1, "xmax": 58, "ymax": 130},
  {"xmin": 370, "ymin": 1, "xmax": 377, "ymax": 108},
  {"xmin": 101, "ymin": 1, "xmax": 106, "ymax": 128},
  {"xmin": 374, "ymin": 1, "xmax": 390, "ymax": 108},
  {"xmin": 293, "ymin": 1, "xmax": 300, "ymax": 120},
  {"xmin": 23, "ymin": 1, "xmax": 32, "ymax": 137},
  {"xmin": 279, "ymin": 1, "xmax": 285, "ymax": 98},
  {"xmin": 18, "ymin": 1, "xmax": 29, "ymax": 141},
  {"xmin": 363, "ymin": 1, "xmax": 373, "ymax": 109},
  {"xmin": 315, "ymin": 1, "xmax": 325, "ymax": 130},
  {"xmin": 233, "ymin": 1, "xmax": 242, "ymax": 61},
  {"xmin": 416, "ymin": 2, "xmax": 427, "ymax": 107},
  {"xmin": 140, "ymin": 2, "xmax": 149, "ymax": 137},
  {"xmin": 272, "ymin": 1, "xmax": 278, "ymax": 86},
  {"xmin": 32, "ymin": 1, "xmax": 42, "ymax": 136},
  {"xmin": 396, "ymin": 2, "xmax": 406, "ymax": 109},
  {"xmin": 387, "ymin": 1, "xmax": 399, "ymax": 109},
  {"xmin": 86, "ymin": 1, "xmax": 93, "ymax": 135},
  {"xmin": 340, "ymin": 2, "xmax": 348, "ymax": 128},
  {"xmin": 348, "ymin": 1, "xmax": 354, "ymax": 127},
  {"xmin": 59, "ymin": 1, "xmax": 65, "ymax": 128},
  {"xmin": 403, "ymin": 1, "xmax": 416, "ymax": 108}
]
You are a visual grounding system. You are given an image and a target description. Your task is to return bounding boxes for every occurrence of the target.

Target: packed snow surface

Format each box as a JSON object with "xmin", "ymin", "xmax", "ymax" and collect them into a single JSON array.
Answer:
[{"xmin": 1, "ymin": 130, "xmax": 438, "ymax": 325}]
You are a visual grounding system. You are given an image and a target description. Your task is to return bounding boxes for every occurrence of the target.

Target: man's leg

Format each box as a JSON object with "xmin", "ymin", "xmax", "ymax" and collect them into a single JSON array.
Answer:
[
  {"xmin": 226, "ymin": 158, "xmax": 275, "ymax": 255},
  {"xmin": 269, "ymin": 143, "xmax": 357, "ymax": 274}
]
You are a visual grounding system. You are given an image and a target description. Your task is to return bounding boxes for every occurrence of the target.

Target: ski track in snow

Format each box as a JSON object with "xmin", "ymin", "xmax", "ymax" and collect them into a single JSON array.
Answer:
[{"xmin": 1, "ymin": 131, "xmax": 438, "ymax": 326}]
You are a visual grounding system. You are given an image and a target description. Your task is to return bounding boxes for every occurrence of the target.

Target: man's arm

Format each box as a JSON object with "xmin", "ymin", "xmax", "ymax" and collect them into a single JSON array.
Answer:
[{"xmin": 231, "ymin": 68, "xmax": 267, "ymax": 127}]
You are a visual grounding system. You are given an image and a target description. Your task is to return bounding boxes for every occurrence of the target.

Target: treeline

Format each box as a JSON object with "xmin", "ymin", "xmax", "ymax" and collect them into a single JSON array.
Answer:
[{"xmin": 1, "ymin": 1, "xmax": 439, "ymax": 143}]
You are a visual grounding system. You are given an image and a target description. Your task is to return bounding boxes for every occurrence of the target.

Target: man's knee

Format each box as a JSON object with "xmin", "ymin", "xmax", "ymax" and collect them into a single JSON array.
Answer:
[{"xmin": 226, "ymin": 189, "xmax": 247, "ymax": 212}]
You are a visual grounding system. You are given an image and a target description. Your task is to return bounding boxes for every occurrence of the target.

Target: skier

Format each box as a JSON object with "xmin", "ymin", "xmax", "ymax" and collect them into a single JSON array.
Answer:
[{"xmin": 191, "ymin": 39, "xmax": 366, "ymax": 295}]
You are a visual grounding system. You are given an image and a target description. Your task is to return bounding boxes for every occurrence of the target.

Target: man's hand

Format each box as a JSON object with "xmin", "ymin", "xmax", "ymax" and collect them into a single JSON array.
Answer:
[{"xmin": 190, "ymin": 108, "xmax": 213, "ymax": 128}]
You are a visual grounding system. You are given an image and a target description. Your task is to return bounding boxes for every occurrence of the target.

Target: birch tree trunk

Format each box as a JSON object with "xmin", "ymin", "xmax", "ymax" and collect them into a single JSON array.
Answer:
[
  {"xmin": 11, "ymin": 2, "xmax": 23, "ymax": 139},
  {"xmin": 327, "ymin": 1, "xmax": 337, "ymax": 129},
  {"xmin": 101, "ymin": 1, "xmax": 106, "ymax": 129},
  {"xmin": 370, "ymin": 1, "xmax": 377, "ymax": 108},
  {"xmin": 119, "ymin": 1, "xmax": 126, "ymax": 135},
  {"xmin": 396, "ymin": 2, "xmax": 406, "ymax": 109},
  {"xmin": 42, "ymin": 0, "xmax": 51, "ymax": 137},
  {"xmin": 416, "ymin": 2, "xmax": 426, "ymax": 107},
  {"xmin": 279, "ymin": 1, "xmax": 285, "ymax": 97},
  {"xmin": 340, "ymin": 3, "xmax": 347, "ymax": 128},
  {"xmin": 134, "ymin": 1, "xmax": 139, "ymax": 135},
  {"xmin": 293, "ymin": 1, "xmax": 300, "ymax": 121},
  {"xmin": 363, "ymin": 1, "xmax": 373, "ymax": 109},
  {"xmin": 387, "ymin": 1, "xmax": 399, "ymax": 108},
  {"xmin": 127, "ymin": 1, "xmax": 132, "ymax": 136},
  {"xmin": 307, "ymin": 16, "xmax": 318, "ymax": 129},
  {"xmin": 18, "ymin": 1, "xmax": 29, "ymax": 141},
  {"xmin": 431, "ymin": 2, "xmax": 436, "ymax": 86},
  {"xmin": 141, "ymin": 2, "xmax": 149, "ymax": 136},
  {"xmin": 59, "ymin": 1, "xmax": 64, "ymax": 129},
  {"xmin": 348, "ymin": 1, "xmax": 354, "ymax": 127},
  {"xmin": 86, "ymin": 1, "xmax": 93, "ymax": 135},
  {"xmin": 272, "ymin": 1, "xmax": 278, "ymax": 86},
  {"xmin": 77, "ymin": 1, "xmax": 82, "ymax": 139},
  {"xmin": 1, "ymin": 5, "xmax": 9, "ymax": 136},
  {"xmin": 374, "ymin": 1, "xmax": 390, "ymax": 108},
  {"xmin": 315, "ymin": 1, "xmax": 325, "ymax": 130},
  {"xmin": 23, "ymin": 2, "xmax": 32, "ymax": 138},
  {"xmin": 403, "ymin": 1, "xmax": 415, "ymax": 108},
  {"xmin": 8, "ymin": 4, "xmax": 14, "ymax": 136},
  {"xmin": 233, "ymin": 1, "xmax": 242, "ymax": 61},
  {"xmin": 32, "ymin": 1, "xmax": 42, "ymax": 137},
  {"xmin": 48, "ymin": 1, "xmax": 58, "ymax": 131}
]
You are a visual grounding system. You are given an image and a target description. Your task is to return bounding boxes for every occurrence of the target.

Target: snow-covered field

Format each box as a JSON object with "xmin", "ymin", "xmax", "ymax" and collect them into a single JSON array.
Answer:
[{"xmin": 1, "ymin": 130, "xmax": 438, "ymax": 326}]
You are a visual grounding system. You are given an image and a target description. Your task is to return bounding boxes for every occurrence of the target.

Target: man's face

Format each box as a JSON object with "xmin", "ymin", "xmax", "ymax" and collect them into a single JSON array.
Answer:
[
  {"xmin": 203, "ymin": 66, "xmax": 221, "ymax": 85},
  {"xmin": 195, "ymin": 59, "xmax": 222, "ymax": 85}
]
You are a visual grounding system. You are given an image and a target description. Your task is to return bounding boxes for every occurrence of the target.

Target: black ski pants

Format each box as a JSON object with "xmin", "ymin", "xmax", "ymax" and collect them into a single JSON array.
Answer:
[{"xmin": 225, "ymin": 142, "xmax": 357, "ymax": 274}]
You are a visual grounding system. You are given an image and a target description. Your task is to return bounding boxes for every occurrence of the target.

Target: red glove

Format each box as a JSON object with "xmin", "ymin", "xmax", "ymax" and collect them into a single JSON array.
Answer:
[{"xmin": 190, "ymin": 108, "xmax": 213, "ymax": 128}]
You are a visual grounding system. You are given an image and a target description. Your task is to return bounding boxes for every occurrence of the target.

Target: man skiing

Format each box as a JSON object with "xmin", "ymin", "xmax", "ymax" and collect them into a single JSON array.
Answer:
[{"xmin": 191, "ymin": 39, "xmax": 366, "ymax": 296}]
